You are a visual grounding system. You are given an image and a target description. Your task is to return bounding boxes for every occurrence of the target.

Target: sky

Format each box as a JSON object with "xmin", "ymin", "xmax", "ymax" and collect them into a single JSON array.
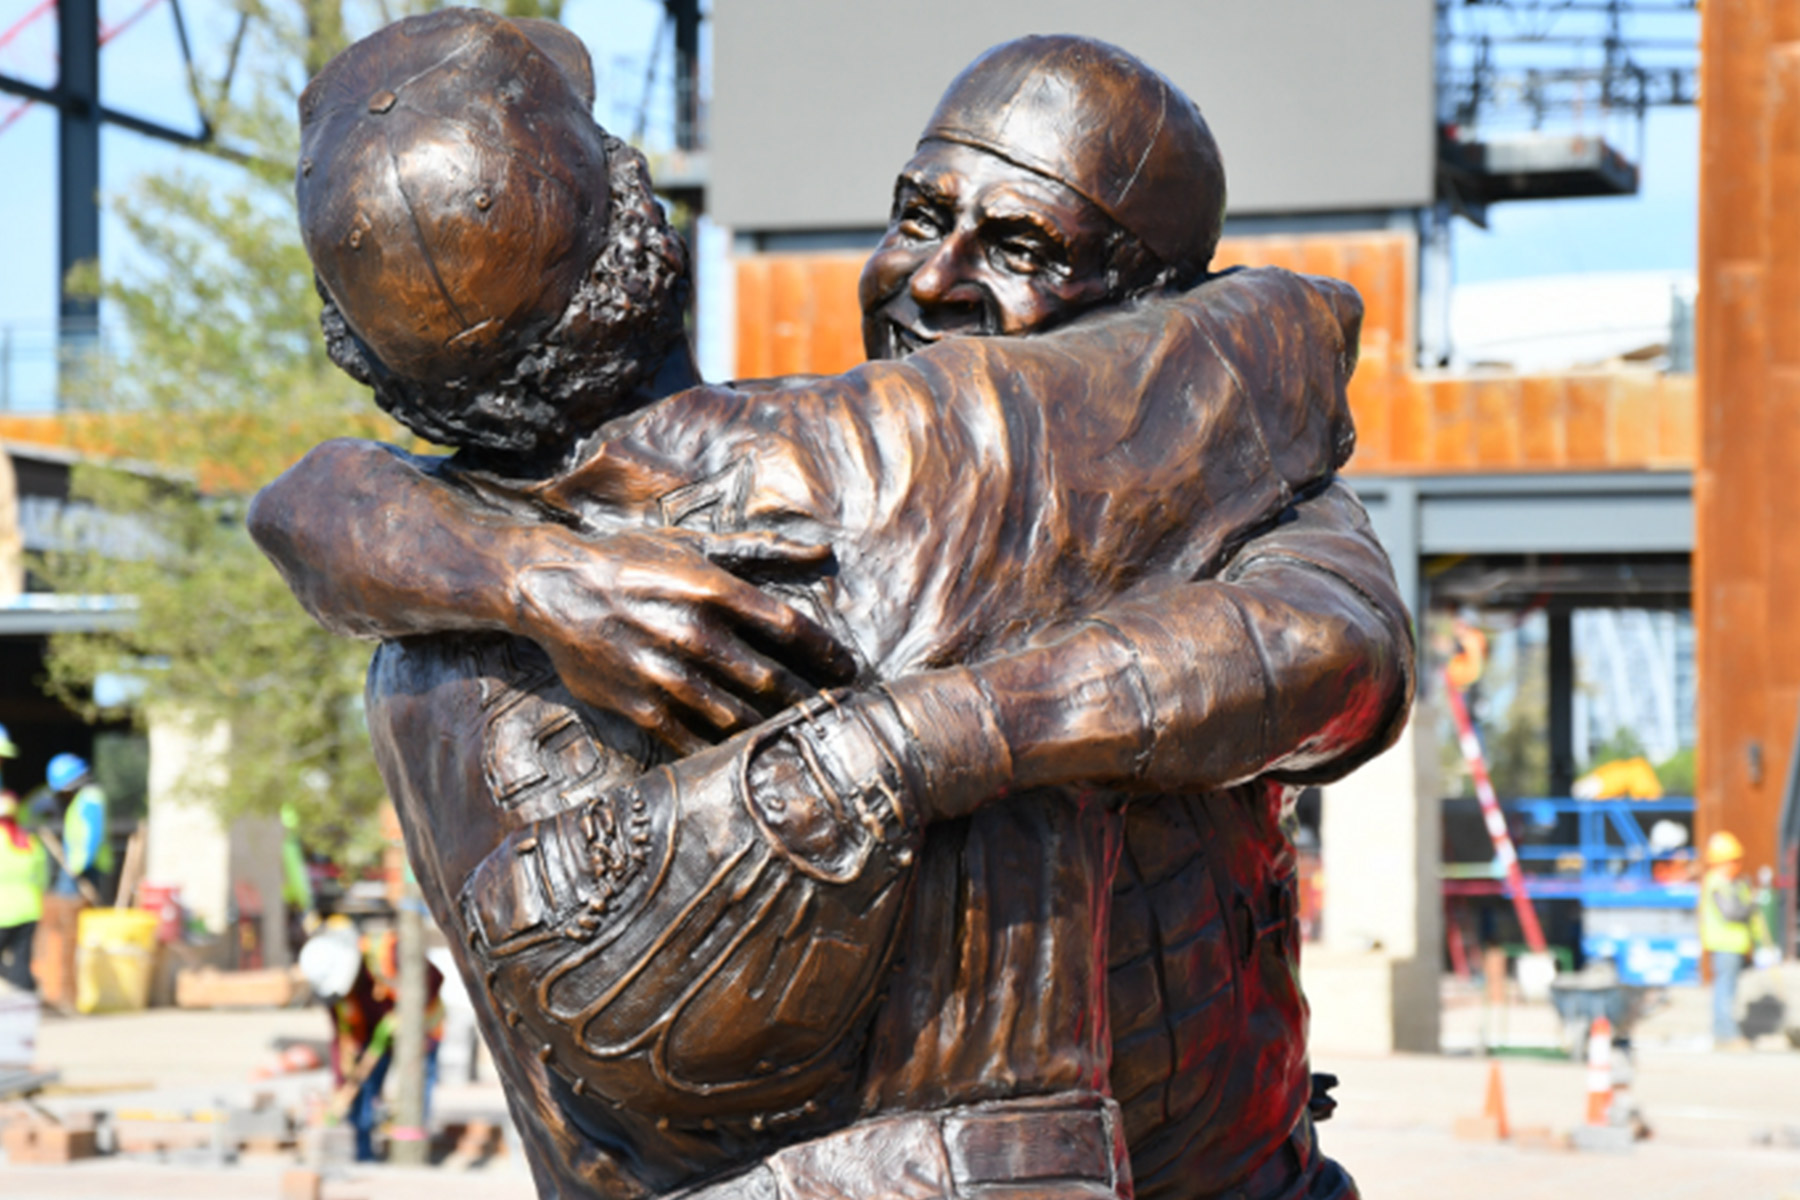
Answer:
[
  {"xmin": 0, "ymin": 0, "xmax": 1701, "ymax": 409},
  {"xmin": 1454, "ymin": 105, "xmax": 1699, "ymax": 284}
]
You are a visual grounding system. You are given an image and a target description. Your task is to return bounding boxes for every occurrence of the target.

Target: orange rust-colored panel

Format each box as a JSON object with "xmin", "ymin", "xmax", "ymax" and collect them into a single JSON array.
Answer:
[
  {"xmin": 1656, "ymin": 375, "xmax": 1698, "ymax": 464},
  {"xmin": 1763, "ymin": 370, "xmax": 1800, "ymax": 685},
  {"xmin": 1709, "ymin": 265, "xmax": 1770, "ymax": 580},
  {"xmin": 1703, "ymin": 580, "xmax": 1774, "ymax": 865},
  {"xmin": 1562, "ymin": 376, "xmax": 1611, "ymax": 466},
  {"xmin": 1386, "ymin": 376, "xmax": 1431, "ymax": 468},
  {"xmin": 1426, "ymin": 378, "xmax": 1476, "ymax": 468},
  {"xmin": 1695, "ymin": 0, "xmax": 1799, "ymax": 874},
  {"xmin": 1517, "ymin": 377, "xmax": 1566, "ymax": 467},
  {"xmin": 1345, "ymin": 344, "xmax": 1392, "ymax": 469},
  {"xmin": 0, "ymin": 414, "xmax": 82, "ymax": 452},
  {"xmin": 1777, "ymin": 1, "xmax": 1800, "ymax": 40},
  {"xmin": 766, "ymin": 257, "xmax": 816, "ymax": 378},
  {"xmin": 1218, "ymin": 236, "xmax": 1301, "ymax": 272},
  {"xmin": 1607, "ymin": 372, "xmax": 1657, "ymax": 465},
  {"xmin": 734, "ymin": 257, "xmax": 772, "ymax": 381},
  {"xmin": 1702, "ymin": 0, "xmax": 1772, "ymax": 268},
  {"xmin": 1770, "ymin": 47, "xmax": 1800, "ymax": 366},
  {"xmin": 1298, "ymin": 237, "xmax": 1346, "ymax": 284},
  {"xmin": 1471, "ymin": 376, "xmax": 1522, "ymax": 467},
  {"xmin": 807, "ymin": 257, "xmax": 868, "ymax": 376}
]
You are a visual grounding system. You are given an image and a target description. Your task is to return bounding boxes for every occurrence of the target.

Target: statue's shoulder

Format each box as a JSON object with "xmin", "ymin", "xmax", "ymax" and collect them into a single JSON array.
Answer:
[{"xmin": 1177, "ymin": 265, "xmax": 1363, "ymax": 337}]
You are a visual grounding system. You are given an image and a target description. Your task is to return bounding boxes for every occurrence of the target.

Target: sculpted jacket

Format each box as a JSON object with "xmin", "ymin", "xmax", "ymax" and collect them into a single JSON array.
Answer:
[{"xmin": 258, "ymin": 267, "xmax": 1413, "ymax": 1200}]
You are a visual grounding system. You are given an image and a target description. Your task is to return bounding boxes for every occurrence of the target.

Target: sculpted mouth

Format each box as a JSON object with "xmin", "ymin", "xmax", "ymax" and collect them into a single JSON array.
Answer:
[{"xmin": 887, "ymin": 321, "xmax": 938, "ymax": 357}]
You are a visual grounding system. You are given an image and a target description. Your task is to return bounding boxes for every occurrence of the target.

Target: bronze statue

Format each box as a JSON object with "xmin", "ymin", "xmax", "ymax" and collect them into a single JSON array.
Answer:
[{"xmin": 252, "ymin": 14, "xmax": 1412, "ymax": 1200}]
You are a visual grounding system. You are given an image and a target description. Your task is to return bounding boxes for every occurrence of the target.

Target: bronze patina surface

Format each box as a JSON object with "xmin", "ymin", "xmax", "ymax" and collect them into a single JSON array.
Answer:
[{"xmin": 253, "ymin": 15, "xmax": 1412, "ymax": 1200}]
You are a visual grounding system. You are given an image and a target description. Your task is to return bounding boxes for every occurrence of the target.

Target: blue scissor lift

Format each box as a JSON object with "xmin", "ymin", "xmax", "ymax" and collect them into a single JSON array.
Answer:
[{"xmin": 1507, "ymin": 796, "xmax": 1700, "ymax": 985}]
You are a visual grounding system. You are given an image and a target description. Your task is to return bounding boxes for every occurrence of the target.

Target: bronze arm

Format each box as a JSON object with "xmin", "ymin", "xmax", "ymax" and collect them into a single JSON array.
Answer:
[
  {"xmin": 248, "ymin": 439, "xmax": 855, "ymax": 752},
  {"xmin": 862, "ymin": 480, "xmax": 1415, "ymax": 820}
]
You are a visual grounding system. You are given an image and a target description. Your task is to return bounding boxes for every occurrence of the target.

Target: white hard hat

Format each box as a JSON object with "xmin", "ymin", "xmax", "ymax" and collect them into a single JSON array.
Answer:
[{"xmin": 298, "ymin": 930, "xmax": 361, "ymax": 1001}]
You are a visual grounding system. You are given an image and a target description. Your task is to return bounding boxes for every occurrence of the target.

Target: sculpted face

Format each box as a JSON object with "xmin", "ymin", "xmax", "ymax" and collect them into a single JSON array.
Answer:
[{"xmin": 858, "ymin": 140, "xmax": 1122, "ymax": 361}]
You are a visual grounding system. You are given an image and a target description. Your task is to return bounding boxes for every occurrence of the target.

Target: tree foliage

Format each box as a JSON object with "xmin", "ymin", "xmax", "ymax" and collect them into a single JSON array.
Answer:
[{"xmin": 35, "ymin": 0, "xmax": 561, "ymax": 860}]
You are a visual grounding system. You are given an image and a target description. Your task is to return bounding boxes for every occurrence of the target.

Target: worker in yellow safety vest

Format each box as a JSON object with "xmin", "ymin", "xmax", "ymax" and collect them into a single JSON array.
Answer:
[
  {"xmin": 45, "ymin": 754, "xmax": 111, "ymax": 900},
  {"xmin": 0, "ymin": 789, "xmax": 50, "ymax": 993},
  {"xmin": 1699, "ymin": 830, "xmax": 1773, "ymax": 1047}
]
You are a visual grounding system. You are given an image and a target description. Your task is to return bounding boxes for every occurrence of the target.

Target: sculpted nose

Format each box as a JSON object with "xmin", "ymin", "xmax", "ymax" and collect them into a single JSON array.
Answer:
[{"xmin": 909, "ymin": 231, "xmax": 983, "ymax": 311}]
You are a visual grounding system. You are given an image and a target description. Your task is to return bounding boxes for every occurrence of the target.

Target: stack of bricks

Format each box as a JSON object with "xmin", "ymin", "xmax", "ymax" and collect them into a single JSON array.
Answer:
[{"xmin": 2, "ymin": 1114, "xmax": 99, "ymax": 1164}]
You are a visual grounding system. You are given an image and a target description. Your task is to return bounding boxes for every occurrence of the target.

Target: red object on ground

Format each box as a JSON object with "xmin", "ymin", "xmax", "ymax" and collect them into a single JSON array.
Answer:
[
  {"xmin": 1442, "ymin": 668, "xmax": 1550, "ymax": 955},
  {"xmin": 138, "ymin": 882, "xmax": 184, "ymax": 943},
  {"xmin": 1586, "ymin": 1016, "xmax": 1615, "ymax": 1126},
  {"xmin": 281, "ymin": 1043, "xmax": 323, "ymax": 1073},
  {"xmin": 1484, "ymin": 1061, "xmax": 1511, "ymax": 1139}
]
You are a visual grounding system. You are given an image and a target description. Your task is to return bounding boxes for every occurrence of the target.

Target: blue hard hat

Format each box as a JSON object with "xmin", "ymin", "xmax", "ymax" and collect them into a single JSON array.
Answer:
[{"xmin": 47, "ymin": 753, "xmax": 90, "ymax": 791}]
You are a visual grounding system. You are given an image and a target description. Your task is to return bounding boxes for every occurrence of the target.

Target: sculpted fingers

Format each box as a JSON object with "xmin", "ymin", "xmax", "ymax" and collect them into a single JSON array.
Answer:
[
  {"xmin": 693, "ymin": 529, "xmax": 836, "ymax": 575},
  {"xmin": 630, "ymin": 649, "xmax": 764, "ymax": 743},
  {"xmin": 639, "ymin": 559, "xmax": 856, "ymax": 687},
  {"xmin": 708, "ymin": 579, "xmax": 857, "ymax": 686},
  {"xmin": 615, "ymin": 688, "xmax": 710, "ymax": 756}
]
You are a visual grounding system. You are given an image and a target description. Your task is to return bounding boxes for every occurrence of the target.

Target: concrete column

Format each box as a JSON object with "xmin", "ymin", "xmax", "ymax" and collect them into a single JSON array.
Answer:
[
  {"xmin": 1304, "ymin": 700, "xmax": 1443, "ymax": 1055},
  {"xmin": 144, "ymin": 713, "xmax": 291, "ymax": 967}
]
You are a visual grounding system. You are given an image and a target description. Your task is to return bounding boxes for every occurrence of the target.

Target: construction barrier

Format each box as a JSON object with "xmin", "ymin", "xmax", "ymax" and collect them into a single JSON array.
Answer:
[{"xmin": 1585, "ymin": 1015, "xmax": 1615, "ymax": 1126}]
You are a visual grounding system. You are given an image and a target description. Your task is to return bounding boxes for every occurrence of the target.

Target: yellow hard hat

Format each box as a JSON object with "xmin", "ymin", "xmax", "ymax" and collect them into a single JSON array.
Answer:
[{"xmin": 1706, "ymin": 830, "xmax": 1745, "ymax": 865}]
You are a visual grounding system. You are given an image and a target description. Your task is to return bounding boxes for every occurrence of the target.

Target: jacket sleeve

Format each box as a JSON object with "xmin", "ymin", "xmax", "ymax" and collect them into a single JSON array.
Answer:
[{"xmin": 923, "ymin": 479, "xmax": 1415, "ymax": 805}]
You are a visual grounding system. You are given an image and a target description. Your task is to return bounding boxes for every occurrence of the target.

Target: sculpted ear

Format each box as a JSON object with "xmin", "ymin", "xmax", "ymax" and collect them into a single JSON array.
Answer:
[
  {"xmin": 513, "ymin": 18, "xmax": 597, "ymax": 110},
  {"xmin": 1315, "ymin": 275, "xmax": 1365, "ymax": 379},
  {"xmin": 1305, "ymin": 275, "xmax": 1364, "ymax": 471}
]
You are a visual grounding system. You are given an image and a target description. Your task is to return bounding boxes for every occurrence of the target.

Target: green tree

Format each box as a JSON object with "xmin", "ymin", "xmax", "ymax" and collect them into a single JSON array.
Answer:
[
  {"xmin": 1654, "ymin": 745, "xmax": 1697, "ymax": 795},
  {"xmin": 33, "ymin": 0, "xmax": 560, "ymax": 859}
]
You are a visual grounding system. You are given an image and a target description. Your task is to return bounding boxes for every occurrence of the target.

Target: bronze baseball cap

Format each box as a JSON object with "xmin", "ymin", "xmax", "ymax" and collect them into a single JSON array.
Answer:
[
  {"xmin": 921, "ymin": 35, "xmax": 1227, "ymax": 280},
  {"xmin": 297, "ymin": 8, "xmax": 610, "ymax": 384}
]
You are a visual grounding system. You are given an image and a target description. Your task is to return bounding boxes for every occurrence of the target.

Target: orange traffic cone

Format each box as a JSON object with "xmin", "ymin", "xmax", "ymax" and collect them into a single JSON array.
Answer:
[
  {"xmin": 1585, "ymin": 1016, "xmax": 1614, "ymax": 1126},
  {"xmin": 1483, "ymin": 1060, "xmax": 1511, "ymax": 1139}
]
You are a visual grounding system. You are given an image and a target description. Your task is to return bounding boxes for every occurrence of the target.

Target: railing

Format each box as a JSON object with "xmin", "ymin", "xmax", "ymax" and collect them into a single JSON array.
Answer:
[
  {"xmin": 0, "ymin": 320, "xmax": 115, "ymax": 412},
  {"xmin": 1444, "ymin": 795, "xmax": 1699, "ymax": 907}
]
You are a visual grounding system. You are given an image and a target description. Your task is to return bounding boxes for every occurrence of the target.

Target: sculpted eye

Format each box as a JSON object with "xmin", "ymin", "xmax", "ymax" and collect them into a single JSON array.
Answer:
[
  {"xmin": 994, "ymin": 238, "xmax": 1047, "ymax": 275},
  {"xmin": 900, "ymin": 204, "xmax": 944, "ymax": 240}
]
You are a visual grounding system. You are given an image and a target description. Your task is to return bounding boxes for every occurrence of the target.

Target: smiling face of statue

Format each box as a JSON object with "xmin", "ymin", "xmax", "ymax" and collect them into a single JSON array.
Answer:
[
  {"xmin": 859, "ymin": 35, "xmax": 1227, "ymax": 362},
  {"xmin": 858, "ymin": 140, "xmax": 1130, "ymax": 360}
]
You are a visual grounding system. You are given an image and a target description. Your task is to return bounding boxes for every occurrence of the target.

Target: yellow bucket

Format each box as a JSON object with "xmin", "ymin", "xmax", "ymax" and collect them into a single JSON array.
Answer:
[{"xmin": 76, "ymin": 908, "xmax": 160, "ymax": 1014}]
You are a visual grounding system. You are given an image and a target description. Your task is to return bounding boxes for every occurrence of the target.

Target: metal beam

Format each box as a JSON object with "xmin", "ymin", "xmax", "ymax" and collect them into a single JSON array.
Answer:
[
  {"xmin": 0, "ymin": 74, "xmax": 214, "ymax": 148},
  {"xmin": 1351, "ymin": 471, "xmax": 1695, "ymax": 556},
  {"xmin": 57, "ymin": 0, "xmax": 101, "ymax": 342},
  {"xmin": 1348, "ymin": 470, "xmax": 1695, "ymax": 615},
  {"xmin": 668, "ymin": 0, "xmax": 701, "ymax": 152},
  {"xmin": 1548, "ymin": 607, "xmax": 1575, "ymax": 794}
]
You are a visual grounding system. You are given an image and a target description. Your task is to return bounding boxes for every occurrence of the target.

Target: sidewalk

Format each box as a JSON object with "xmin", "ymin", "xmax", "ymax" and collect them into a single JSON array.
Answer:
[
  {"xmin": 1318, "ymin": 1045, "xmax": 1800, "ymax": 1199},
  {"xmin": 5, "ymin": 1008, "xmax": 529, "ymax": 1199},
  {"xmin": 7, "ymin": 1005, "xmax": 1800, "ymax": 1199}
]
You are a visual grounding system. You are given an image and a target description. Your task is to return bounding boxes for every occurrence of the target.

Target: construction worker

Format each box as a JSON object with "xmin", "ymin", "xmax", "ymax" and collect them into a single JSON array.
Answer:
[
  {"xmin": 44, "ymin": 753, "xmax": 111, "ymax": 900},
  {"xmin": 280, "ymin": 805, "xmax": 318, "ymax": 951},
  {"xmin": 0, "ymin": 789, "xmax": 49, "ymax": 992},
  {"xmin": 1699, "ymin": 830, "xmax": 1772, "ymax": 1047},
  {"xmin": 299, "ymin": 924, "xmax": 444, "ymax": 1161}
]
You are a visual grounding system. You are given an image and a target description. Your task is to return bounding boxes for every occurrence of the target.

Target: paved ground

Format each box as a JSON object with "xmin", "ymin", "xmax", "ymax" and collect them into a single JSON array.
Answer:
[
  {"xmin": 1318, "ymin": 1047, "xmax": 1800, "ymax": 1199},
  {"xmin": 4, "ymin": 998, "xmax": 1800, "ymax": 1198}
]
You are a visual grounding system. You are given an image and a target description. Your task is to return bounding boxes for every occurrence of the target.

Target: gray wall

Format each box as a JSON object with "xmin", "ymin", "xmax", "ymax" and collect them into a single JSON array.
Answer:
[{"xmin": 711, "ymin": 0, "xmax": 1436, "ymax": 233}]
